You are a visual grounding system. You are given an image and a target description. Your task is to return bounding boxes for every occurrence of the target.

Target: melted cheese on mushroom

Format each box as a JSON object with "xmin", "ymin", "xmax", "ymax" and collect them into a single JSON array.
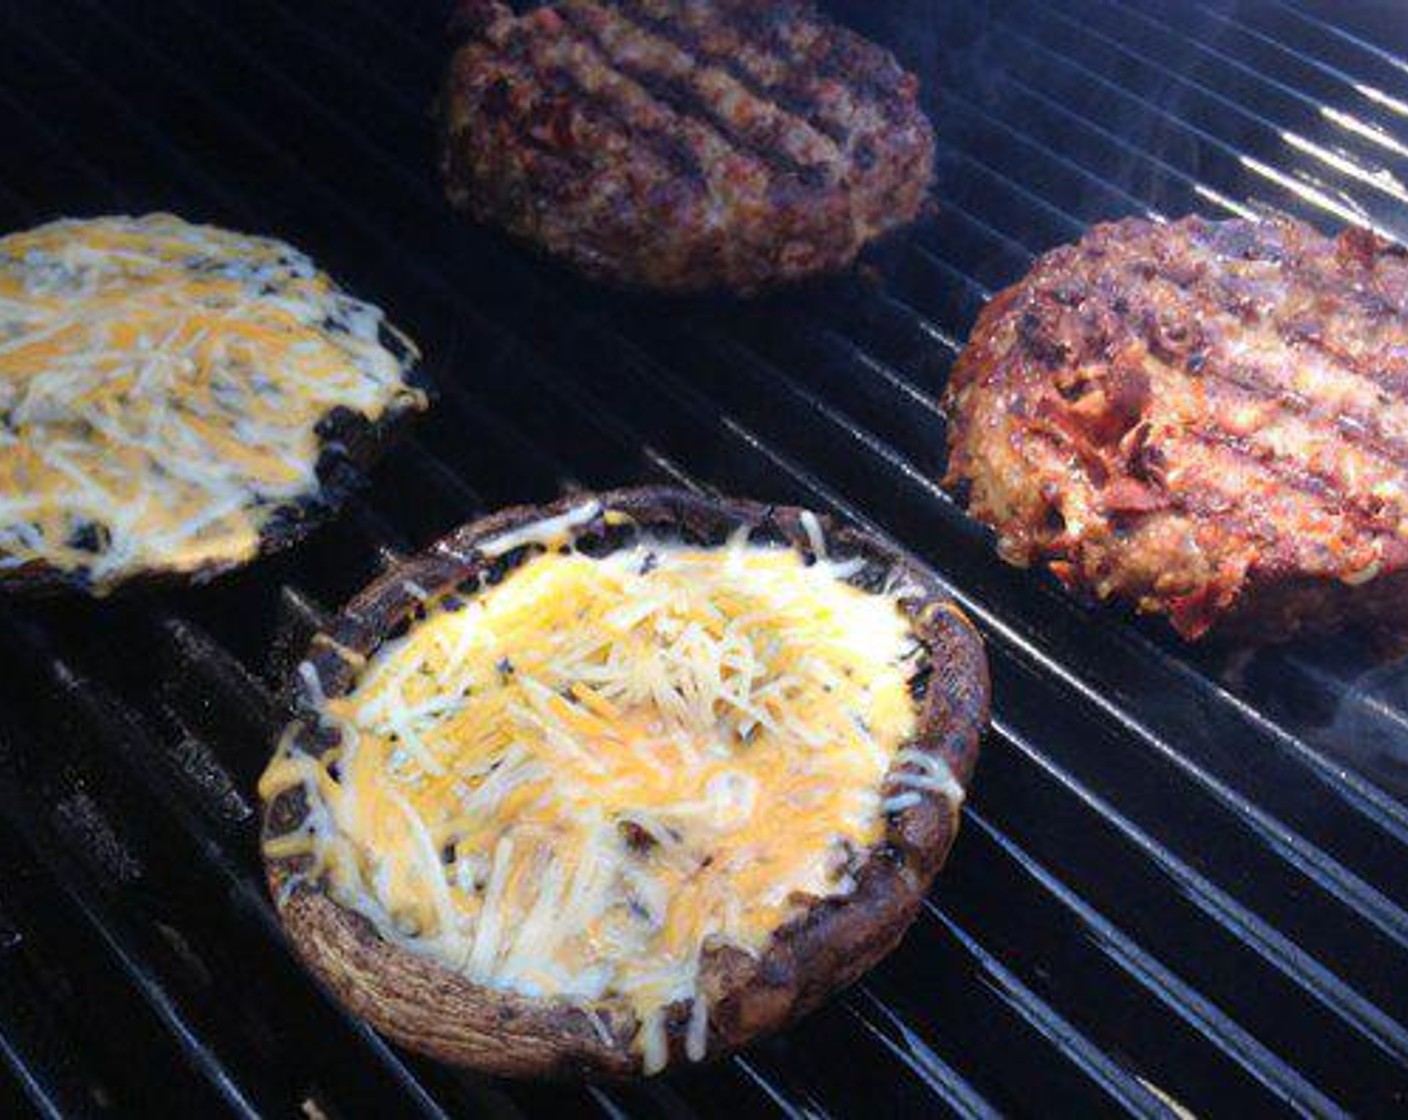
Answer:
[
  {"xmin": 0, "ymin": 214, "xmax": 424, "ymax": 590},
  {"xmin": 261, "ymin": 526, "xmax": 932, "ymax": 1071}
]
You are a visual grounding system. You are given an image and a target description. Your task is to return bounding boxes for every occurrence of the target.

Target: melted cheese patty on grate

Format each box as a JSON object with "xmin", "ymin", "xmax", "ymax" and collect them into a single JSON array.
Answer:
[
  {"xmin": 261, "ymin": 539, "xmax": 927, "ymax": 1071},
  {"xmin": 0, "ymin": 214, "xmax": 424, "ymax": 591}
]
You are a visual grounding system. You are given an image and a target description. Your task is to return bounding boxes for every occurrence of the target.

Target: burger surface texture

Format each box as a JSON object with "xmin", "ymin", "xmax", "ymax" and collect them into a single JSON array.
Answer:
[
  {"xmin": 440, "ymin": 0, "xmax": 936, "ymax": 293},
  {"xmin": 0, "ymin": 214, "xmax": 426, "ymax": 595},
  {"xmin": 944, "ymin": 214, "xmax": 1408, "ymax": 642},
  {"xmin": 260, "ymin": 489, "xmax": 987, "ymax": 1077}
]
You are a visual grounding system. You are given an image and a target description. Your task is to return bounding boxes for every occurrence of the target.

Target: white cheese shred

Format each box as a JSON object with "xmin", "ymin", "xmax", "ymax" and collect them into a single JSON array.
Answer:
[
  {"xmin": 799, "ymin": 510, "xmax": 827, "ymax": 562},
  {"xmin": 893, "ymin": 747, "xmax": 966, "ymax": 805},
  {"xmin": 685, "ymin": 996, "xmax": 709, "ymax": 1062},
  {"xmin": 478, "ymin": 501, "xmax": 602, "ymax": 558}
]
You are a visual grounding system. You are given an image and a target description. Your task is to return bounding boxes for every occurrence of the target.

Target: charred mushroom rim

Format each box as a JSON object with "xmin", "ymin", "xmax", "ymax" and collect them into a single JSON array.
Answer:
[
  {"xmin": 0, "ymin": 214, "xmax": 428, "ymax": 596},
  {"xmin": 259, "ymin": 488, "xmax": 988, "ymax": 1078}
]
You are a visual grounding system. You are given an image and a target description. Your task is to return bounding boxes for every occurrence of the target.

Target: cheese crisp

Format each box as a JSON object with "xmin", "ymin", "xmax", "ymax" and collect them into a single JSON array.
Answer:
[
  {"xmin": 261, "ymin": 524, "xmax": 947, "ymax": 1071},
  {"xmin": 0, "ymin": 214, "xmax": 425, "ymax": 592}
]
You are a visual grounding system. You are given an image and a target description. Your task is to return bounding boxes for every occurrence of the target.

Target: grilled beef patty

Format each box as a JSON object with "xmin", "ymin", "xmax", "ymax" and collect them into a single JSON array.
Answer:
[
  {"xmin": 440, "ymin": 0, "xmax": 935, "ymax": 294},
  {"xmin": 944, "ymin": 215, "xmax": 1408, "ymax": 642}
]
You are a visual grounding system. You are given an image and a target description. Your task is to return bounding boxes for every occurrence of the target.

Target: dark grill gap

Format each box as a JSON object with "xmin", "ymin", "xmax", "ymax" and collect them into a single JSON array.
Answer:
[{"xmin": 0, "ymin": 1, "xmax": 1405, "ymax": 1115}]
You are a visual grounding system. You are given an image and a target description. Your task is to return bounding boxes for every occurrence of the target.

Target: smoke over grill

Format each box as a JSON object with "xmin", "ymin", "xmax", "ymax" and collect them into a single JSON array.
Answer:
[{"xmin": 0, "ymin": 0, "xmax": 1404, "ymax": 1115}]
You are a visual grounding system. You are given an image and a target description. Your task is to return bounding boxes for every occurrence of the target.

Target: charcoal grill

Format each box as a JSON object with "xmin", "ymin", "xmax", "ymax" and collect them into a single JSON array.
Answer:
[{"xmin": 0, "ymin": 0, "xmax": 1406, "ymax": 1115}]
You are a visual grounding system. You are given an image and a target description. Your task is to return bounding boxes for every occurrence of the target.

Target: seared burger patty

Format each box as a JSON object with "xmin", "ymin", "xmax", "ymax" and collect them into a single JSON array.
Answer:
[
  {"xmin": 440, "ymin": 0, "xmax": 935, "ymax": 293},
  {"xmin": 944, "ymin": 215, "xmax": 1408, "ymax": 642}
]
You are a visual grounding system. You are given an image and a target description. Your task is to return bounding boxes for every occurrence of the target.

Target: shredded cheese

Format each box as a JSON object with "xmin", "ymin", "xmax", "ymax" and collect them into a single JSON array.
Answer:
[
  {"xmin": 477, "ymin": 500, "xmax": 601, "ymax": 557},
  {"xmin": 0, "ymin": 214, "xmax": 425, "ymax": 590},
  {"xmin": 262, "ymin": 535, "xmax": 932, "ymax": 1072}
]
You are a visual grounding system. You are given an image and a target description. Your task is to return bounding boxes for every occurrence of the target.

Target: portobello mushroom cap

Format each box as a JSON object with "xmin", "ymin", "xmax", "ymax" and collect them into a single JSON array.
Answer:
[
  {"xmin": 260, "ymin": 487, "xmax": 989, "ymax": 1078},
  {"xmin": 0, "ymin": 214, "xmax": 428, "ymax": 597}
]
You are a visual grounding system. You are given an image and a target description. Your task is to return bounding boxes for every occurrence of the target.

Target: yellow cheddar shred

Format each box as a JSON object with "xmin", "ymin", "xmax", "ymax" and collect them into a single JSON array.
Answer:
[
  {"xmin": 0, "ymin": 214, "xmax": 425, "ymax": 590},
  {"xmin": 263, "ymin": 528, "xmax": 934, "ymax": 1071}
]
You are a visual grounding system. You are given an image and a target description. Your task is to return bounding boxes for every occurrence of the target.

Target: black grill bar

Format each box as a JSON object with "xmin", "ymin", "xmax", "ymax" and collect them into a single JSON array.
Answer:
[
  {"xmin": 0, "ymin": 0, "xmax": 1406, "ymax": 1114},
  {"xmin": 1087, "ymin": 0, "xmax": 1408, "ymax": 185},
  {"xmin": 943, "ymin": 812, "xmax": 1341, "ymax": 1116},
  {"xmin": 994, "ymin": 1, "xmax": 1402, "ymax": 238},
  {"xmin": 946, "ymin": 22, "xmax": 1352, "ymax": 232},
  {"xmin": 0, "ymin": 717, "xmax": 269, "ymax": 1118},
  {"xmin": 980, "ymin": 720, "xmax": 1408, "ymax": 1096},
  {"xmin": 0, "ymin": 620, "xmax": 476, "ymax": 1118},
  {"xmin": 0, "ymin": 817, "xmax": 224, "ymax": 1117},
  {"xmin": 0, "ymin": 895, "xmax": 112, "ymax": 1120},
  {"xmin": 1277, "ymin": 0, "xmax": 1408, "ymax": 80},
  {"xmin": 836, "ymin": 992, "xmax": 998, "ymax": 1120}
]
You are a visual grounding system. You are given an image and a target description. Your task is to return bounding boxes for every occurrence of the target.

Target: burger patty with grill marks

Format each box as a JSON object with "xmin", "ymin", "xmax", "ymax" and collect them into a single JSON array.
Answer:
[
  {"xmin": 440, "ymin": 0, "xmax": 935, "ymax": 293},
  {"xmin": 943, "ymin": 215, "xmax": 1408, "ymax": 642}
]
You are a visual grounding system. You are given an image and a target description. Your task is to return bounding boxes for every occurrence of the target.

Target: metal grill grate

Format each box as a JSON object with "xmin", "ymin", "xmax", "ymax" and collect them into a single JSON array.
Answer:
[{"xmin": 0, "ymin": 1, "xmax": 1406, "ymax": 1115}]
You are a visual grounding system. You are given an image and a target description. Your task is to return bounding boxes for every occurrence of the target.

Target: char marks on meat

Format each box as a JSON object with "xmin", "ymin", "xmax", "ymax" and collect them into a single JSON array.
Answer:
[
  {"xmin": 944, "ymin": 215, "xmax": 1408, "ymax": 642},
  {"xmin": 440, "ymin": 0, "xmax": 935, "ymax": 293}
]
